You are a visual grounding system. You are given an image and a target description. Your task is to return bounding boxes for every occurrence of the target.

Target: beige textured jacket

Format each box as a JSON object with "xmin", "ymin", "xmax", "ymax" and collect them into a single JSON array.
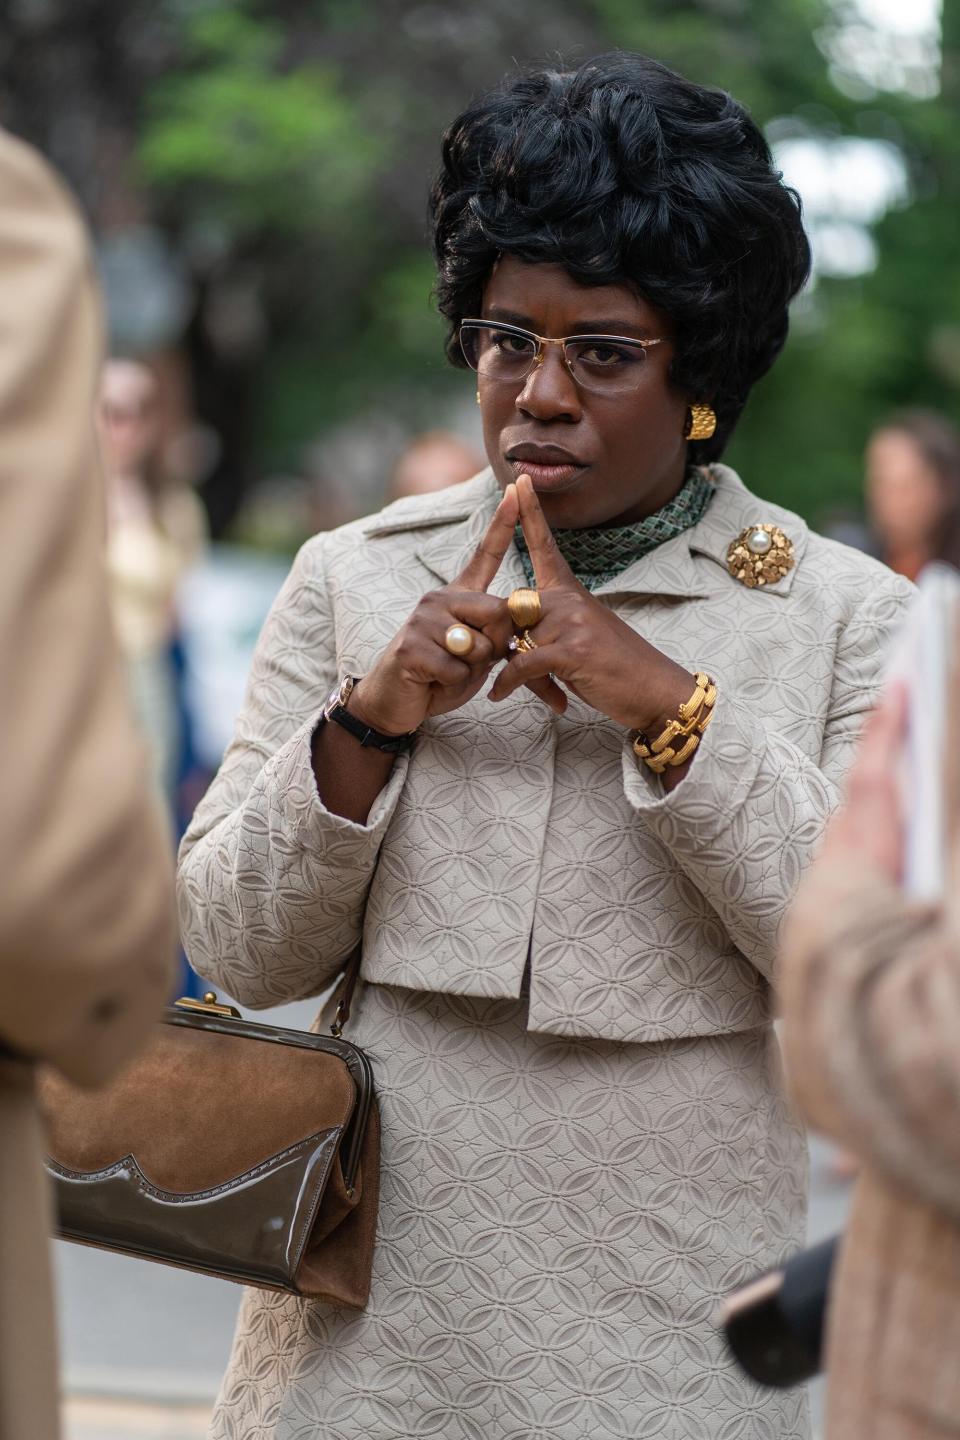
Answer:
[
  {"xmin": 0, "ymin": 132, "xmax": 177, "ymax": 1440},
  {"xmin": 782, "ymin": 861, "xmax": 960, "ymax": 1440},
  {"xmin": 179, "ymin": 464, "xmax": 910, "ymax": 1041}
]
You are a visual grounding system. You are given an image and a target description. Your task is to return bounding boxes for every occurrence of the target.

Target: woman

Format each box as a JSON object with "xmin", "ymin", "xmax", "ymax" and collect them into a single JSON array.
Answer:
[
  {"xmin": 865, "ymin": 408, "xmax": 960, "ymax": 580},
  {"xmin": 822, "ymin": 407, "xmax": 960, "ymax": 1185},
  {"xmin": 98, "ymin": 357, "xmax": 206, "ymax": 806},
  {"xmin": 179, "ymin": 54, "xmax": 911, "ymax": 1439},
  {"xmin": 781, "ymin": 690, "xmax": 960, "ymax": 1440}
]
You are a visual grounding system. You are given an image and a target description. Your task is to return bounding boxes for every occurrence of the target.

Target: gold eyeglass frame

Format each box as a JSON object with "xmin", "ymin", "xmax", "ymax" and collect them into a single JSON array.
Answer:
[{"xmin": 459, "ymin": 319, "xmax": 666, "ymax": 394}]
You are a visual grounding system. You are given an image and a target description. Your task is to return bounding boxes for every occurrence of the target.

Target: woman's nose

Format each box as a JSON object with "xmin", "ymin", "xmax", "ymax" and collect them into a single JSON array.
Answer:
[{"xmin": 515, "ymin": 347, "xmax": 582, "ymax": 422}]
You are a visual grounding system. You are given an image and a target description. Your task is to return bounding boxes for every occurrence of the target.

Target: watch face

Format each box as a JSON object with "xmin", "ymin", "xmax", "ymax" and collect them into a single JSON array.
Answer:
[{"xmin": 324, "ymin": 675, "xmax": 354, "ymax": 719}]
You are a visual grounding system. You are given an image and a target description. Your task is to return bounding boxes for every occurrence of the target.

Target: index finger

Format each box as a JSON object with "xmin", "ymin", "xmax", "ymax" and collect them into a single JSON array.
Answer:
[
  {"xmin": 456, "ymin": 482, "xmax": 519, "ymax": 591},
  {"xmin": 516, "ymin": 472, "xmax": 576, "ymax": 589}
]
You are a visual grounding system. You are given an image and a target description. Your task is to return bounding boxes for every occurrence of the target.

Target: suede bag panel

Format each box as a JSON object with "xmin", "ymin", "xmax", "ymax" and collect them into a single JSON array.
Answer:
[
  {"xmin": 299, "ymin": 1097, "xmax": 380, "ymax": 1307},
  {"xmin": 38, "ymin": 1022, "xmax": 356, "ymax": 1192}
]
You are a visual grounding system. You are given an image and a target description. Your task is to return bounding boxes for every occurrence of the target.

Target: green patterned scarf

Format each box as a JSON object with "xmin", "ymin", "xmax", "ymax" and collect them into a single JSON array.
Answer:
[{"xmin": 514, "ymin": 466, "xmax": 715, "ymax": 591}]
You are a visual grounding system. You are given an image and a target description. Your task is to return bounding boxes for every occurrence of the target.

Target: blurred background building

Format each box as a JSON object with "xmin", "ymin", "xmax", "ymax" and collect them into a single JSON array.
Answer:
[{"xmin": 2, "ymin": 0, "xmax": 956, "ymax": 1434}]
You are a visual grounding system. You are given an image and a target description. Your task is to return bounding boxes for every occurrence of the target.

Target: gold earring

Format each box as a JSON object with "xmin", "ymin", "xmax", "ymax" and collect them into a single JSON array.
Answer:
[
  {"xmin": 476, "ymin": 391, "xmax": 481, "ymax": 406},
  {"xmin": 685, "ymin": 404, "xmax": 717, "ymax": 441}
]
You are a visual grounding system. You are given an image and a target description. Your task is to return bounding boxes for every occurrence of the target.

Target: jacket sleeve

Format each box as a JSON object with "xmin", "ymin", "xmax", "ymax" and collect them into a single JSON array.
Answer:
[
  {"xmin": 780, "ymin": 863, "xmax": 960, "ymax": 1222},
  {"xmin": 0, "ymin": 132, "xmax": 176, "ymax": 1087},
  {"xmin": 176, "ymin": 537, "xmax": 409, "ymax": 1008},
  {"xmin": 620, "ymin": 576, "xmax": 912, "ymax": 979}
]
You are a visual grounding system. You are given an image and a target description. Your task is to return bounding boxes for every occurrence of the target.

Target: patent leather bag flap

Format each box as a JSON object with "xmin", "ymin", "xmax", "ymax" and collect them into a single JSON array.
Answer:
[{"xmin": 38, "ymin": 994, "xmax": 379, "ymax": 1308}]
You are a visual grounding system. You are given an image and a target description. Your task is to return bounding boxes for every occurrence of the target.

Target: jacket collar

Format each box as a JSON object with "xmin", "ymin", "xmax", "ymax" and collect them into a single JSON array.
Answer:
[{"xmin": 364, "ymin": 464, "xmax": 809, "ymax": 601}]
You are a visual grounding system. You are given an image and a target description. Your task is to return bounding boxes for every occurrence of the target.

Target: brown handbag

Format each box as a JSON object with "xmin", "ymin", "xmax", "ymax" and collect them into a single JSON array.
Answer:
[{"xmin": 38, "ymin": 963, "xmax": 379, "ymax": 1308}]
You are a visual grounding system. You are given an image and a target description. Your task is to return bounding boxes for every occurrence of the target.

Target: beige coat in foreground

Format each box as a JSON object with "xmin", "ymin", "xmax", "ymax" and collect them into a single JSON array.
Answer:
[
  {"xmin": 0, "ymin": 132, "xmax": 177, "ymax": 1440},
  {"xmin": 782, "ymin": 860, "xmax": 960, "ymax": 1440},
  {"xmin": 179, "ymin": 463, "xmax": 910, "ymax": 1040}
]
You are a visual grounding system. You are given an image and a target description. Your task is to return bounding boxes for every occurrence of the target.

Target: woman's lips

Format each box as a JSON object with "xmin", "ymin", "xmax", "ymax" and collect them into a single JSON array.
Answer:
[{"xmin": 508, "ymin": 457, "xmax": 587, "ymax": 489}]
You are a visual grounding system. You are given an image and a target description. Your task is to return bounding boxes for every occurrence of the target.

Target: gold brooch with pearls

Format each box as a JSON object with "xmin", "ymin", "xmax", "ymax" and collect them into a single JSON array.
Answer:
[{"xmin": 726, "ymin": 525, "xmax": 795, "ymax": 588}]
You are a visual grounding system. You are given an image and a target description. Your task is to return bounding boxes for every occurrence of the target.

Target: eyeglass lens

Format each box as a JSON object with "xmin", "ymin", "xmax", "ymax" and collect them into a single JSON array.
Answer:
[{"xmin": 460, "ymin": 323, "xmax": 650, "ymax": 395}]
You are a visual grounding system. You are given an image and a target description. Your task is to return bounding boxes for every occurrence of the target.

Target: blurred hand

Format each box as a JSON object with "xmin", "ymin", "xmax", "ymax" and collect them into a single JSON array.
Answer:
[
  {"xmin": 348, "ymin": 484, "xmax": 519, "ymax": 735},
  {"xmin": 818, "ymin": 683, "xmax": 906, "ymax": 882},
  {"xmin": 488, "ymin": 473, "xmax": 695, "ymax": 735}
]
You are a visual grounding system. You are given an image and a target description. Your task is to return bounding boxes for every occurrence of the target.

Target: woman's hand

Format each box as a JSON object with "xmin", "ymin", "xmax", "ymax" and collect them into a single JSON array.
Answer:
[
  {"xmin": 347, "ymin": 484, "xmax": 519, "ymax": 736},
  {"xmin": 488, "ymin": 474, "xmax": 697, "ymax": 739}
]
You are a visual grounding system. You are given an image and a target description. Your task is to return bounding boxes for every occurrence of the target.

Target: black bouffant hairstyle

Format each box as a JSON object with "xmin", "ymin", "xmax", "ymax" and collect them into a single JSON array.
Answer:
[{"xmin": 430, "ymin": 53, "xmax": 811, "ymax": 461}]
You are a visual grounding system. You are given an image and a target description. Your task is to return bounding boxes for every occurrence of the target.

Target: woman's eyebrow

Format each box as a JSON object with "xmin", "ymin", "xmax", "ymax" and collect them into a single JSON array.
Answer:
[
  {"xmin": 571, "ymin": 320, "xmax": 657, "ymax": 338},
  {"xmin": 481, "ymin": 306, "xmax": 536, "ymax": 327},
  {"xmin": 481, "ymin": 305, "xmax": 656, "ymax": 338}
]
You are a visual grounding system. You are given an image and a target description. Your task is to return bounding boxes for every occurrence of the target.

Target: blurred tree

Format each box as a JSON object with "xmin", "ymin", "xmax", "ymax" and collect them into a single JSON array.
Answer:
[
  {"xmin": 1, "ymin": 0, "xmax": 956, "ymax": 538},
  {"xmin": 138, "ymin": 0, "xmax": 609, "ymax": 530},
  {"xmin": 586, "ymin": 0, "xmax": 850, "ymax": 118},
  {"xmin": 729, "ymin": 0, "xmax": 960, "ymax": 519}
]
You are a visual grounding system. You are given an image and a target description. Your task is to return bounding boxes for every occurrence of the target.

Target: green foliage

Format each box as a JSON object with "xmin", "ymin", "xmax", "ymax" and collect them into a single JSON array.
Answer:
[
  {"xmin": 140, "ymin": 8, "xmax": 383, "ymax": 234},
  {"xmin": 585, "ymin": 0, "xmax": 842, "ymax": 118},
  {"xmin": 728, "ymin": 3, "xmax": 960, "ymax": 519},
  {"xmin": 256, "ymin": 251, "xmax": 459, "ymax": 463}
]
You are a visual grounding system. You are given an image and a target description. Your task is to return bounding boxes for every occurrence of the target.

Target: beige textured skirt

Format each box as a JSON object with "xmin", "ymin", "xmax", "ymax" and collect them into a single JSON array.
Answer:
[{"xmin": 209, "ymin": 986, "xmax": 809, "ymax": 1439}]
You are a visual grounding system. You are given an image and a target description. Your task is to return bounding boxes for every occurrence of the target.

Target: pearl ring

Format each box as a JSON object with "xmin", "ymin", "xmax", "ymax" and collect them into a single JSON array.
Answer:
[{"xmin": 444, "ymin": 623, "xmax": 476, "ymax": 657}]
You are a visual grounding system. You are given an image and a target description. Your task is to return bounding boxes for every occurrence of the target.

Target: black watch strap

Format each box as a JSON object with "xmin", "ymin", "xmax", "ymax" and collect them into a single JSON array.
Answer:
[
  {"xmin": 323, "ymin": 676, "xmax": 416, "ymax": 755},
  {"xmin": 326, "ymin": 702, "xmax": 416, "ymax": 755}
]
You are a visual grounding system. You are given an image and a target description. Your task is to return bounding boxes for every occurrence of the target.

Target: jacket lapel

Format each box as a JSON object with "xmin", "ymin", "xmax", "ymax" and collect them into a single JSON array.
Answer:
[
  {"xmin": 411, "ymin": 472, "xmax": 528, "ymax": 596},
  {"xmin": 592, "ymin": 464, "xmax": 809, "ymax": 601}
]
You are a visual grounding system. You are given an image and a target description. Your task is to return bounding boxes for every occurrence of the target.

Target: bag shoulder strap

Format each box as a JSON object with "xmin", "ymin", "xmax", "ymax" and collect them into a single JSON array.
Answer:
[{"xmin": 330, "ymin": 948, "xmax": 362, "ymax": 1037}]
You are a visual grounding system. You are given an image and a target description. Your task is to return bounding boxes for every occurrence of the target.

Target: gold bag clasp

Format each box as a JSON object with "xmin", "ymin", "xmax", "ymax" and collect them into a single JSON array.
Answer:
[{"xmin": 174, "ymin": 991, "xmax": 241, "ymax": 1020}]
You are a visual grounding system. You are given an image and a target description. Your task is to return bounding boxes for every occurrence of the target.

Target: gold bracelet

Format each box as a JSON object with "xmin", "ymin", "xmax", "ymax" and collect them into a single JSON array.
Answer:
[
  {"xmin": 633, "ymin": 672, "xmax": 717, "ymax": 773},
  {"xmin": 677, "ymin": 672, "xmax": 709, "ymax": 725}
]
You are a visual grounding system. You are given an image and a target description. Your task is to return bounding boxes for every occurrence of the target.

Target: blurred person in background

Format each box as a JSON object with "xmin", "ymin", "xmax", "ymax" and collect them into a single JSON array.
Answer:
[
  {"xmin": 0, "ymin": 132, "xmax": 177, "ymax": 1440},
  {"xmin": 98, "ymin": 357, "xmax": 207, "ymax": 806},
  {"xmin": 178, "ymin": 54, "xmax": 911, "ymax": 1440},
  {"xmin": 781, "ymin": 690, "xmax": 960, "ymax": 1440},
  {"xmin": 822, "ymin": 405, "xmax": 960, "ymax": 1188},
  {"xmin": 387, "ymin": 428, "xmax": 484, "ymax": 499},
  {"xmin": 865, "ymin": 408, "xmax": 960, "ymax": 580}
]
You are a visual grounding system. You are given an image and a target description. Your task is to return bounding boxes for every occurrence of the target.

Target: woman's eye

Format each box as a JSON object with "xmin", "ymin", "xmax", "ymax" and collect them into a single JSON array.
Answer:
[
  {"xmin": 576, "ymin": 342, "xmax": 640, "ymax": 367},
  {"xmin": 492, "ymin": 331, "xmax": 534, "ymax": 356}
]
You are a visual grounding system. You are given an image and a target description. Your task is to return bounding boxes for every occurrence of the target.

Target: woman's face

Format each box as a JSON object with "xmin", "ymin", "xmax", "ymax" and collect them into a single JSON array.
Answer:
[
  {"xmin": 865, "ymin": 428, "xmax": 944, "ymax": 555},
  {"xmin": 476, "ymin": 257, "xmax": 690, "ymax": 530},
  {"xmin": 97, "ymin": 361, "xmax": 160, "ymax": 476}
]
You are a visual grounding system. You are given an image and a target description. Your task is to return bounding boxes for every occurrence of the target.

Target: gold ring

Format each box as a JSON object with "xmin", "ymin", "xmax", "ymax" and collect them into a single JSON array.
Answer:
[
  {"xmin": 507, "ymin": 588, "xmax": 542, "ymax": 630},
  {"xmin": 508, "ymin": 629, "xmax": 537, "ymax": 654},
  {"xmin": 444, "ymin": 623, "xmax": 475, "ymax": 657}
]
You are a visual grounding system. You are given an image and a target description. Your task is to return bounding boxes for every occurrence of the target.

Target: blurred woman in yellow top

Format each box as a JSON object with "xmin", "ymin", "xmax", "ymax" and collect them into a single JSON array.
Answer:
[{"xmin": 97, "ymin": 358, "xmax": 206, "ymax": 803}]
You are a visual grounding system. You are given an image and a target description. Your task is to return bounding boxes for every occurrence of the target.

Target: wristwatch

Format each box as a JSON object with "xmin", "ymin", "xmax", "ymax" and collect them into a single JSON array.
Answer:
[{"xmin": 322, "ymin": 675, "xmax": 417, "ymax": 755}]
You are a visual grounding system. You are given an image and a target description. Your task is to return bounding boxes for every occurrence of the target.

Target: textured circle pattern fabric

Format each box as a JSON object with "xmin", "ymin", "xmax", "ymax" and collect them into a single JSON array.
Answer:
[{"xmin": 210, "ymin": 988, "xmax": 808, "ymax": 1440}]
